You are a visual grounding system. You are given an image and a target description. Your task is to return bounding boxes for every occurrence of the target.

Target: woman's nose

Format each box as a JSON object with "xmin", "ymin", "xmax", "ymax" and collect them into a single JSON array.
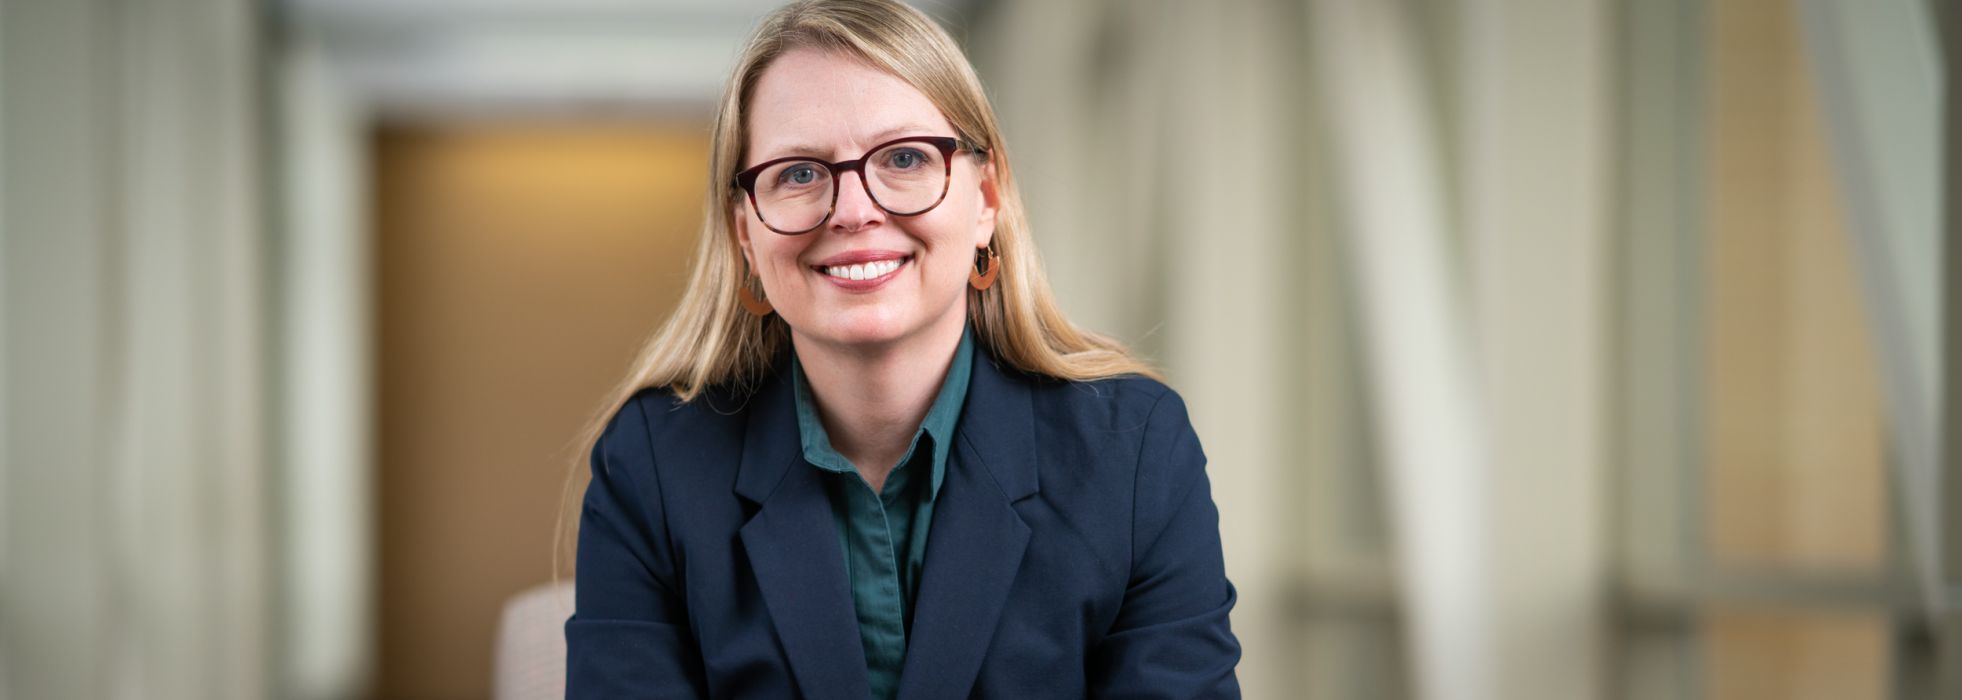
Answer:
[{"xmin": 828, "ymin": 170, "xmax": 885, "ymax": 232}]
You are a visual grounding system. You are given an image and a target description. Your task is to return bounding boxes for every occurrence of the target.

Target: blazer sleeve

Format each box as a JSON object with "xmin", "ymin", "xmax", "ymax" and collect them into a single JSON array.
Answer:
[
  {"xmin": 1088, "ymin": 389, "xmax": 1243, "ymax": 699},
  {"xmin": 565, "ymin": 396, "xmax": 710, "ymax": 698}
]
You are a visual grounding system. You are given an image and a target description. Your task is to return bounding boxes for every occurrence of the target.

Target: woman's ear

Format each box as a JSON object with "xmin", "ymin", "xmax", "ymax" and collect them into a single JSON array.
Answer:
[
  {"xmin": 733, "ymin": 201, "xmax": 756, "ymax": 269},
  {"xmin": 973, "ymin": 160, "xmax": 1000, "ymax": 248}
]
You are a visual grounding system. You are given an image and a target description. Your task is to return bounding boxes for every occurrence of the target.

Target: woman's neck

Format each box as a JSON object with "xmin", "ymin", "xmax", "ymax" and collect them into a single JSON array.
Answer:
[{"xmin": 791, "ymin": 313, "xmax": 967, "ymax": 491}]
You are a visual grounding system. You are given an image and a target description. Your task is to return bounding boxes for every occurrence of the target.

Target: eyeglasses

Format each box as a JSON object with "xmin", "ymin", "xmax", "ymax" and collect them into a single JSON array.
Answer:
[{"xmin": 732, "ymin": 135, "xmax": 988, "ymax": 235}]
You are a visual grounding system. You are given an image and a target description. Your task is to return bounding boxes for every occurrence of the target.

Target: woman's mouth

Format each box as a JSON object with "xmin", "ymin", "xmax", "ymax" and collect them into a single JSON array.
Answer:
[{"xmin": 811, "ymin": 254, "xmax": 911, "ymax": 291}]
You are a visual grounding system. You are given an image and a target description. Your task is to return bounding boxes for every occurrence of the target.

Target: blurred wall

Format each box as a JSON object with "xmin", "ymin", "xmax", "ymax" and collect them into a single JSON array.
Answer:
[
  {"xmin": 369, "ymin": 123, "xmax": 707, "ymax": 699},
  {"xmin": 2, "ymin": 0, "xmax": 271, "ymax": 698},
  {"xmin": 961, "ymin": 0, "xmax": 1946, "ymax": 698},
  {"xmin": 963, "ymin": 1, "xmax": 1617, "ymax": 697}
]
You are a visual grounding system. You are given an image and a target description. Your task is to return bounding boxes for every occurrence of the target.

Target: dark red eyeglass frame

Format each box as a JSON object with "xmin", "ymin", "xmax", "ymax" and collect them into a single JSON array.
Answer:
[{"xmin": 731, "ymin": 135, "xmax": 989, "ymax": 235}]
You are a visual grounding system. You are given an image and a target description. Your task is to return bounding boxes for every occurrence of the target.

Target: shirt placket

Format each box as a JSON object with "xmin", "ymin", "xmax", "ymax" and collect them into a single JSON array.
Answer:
[{"xmin": 843, "ymin": 460, "xmax": 912, "ymax": 698}]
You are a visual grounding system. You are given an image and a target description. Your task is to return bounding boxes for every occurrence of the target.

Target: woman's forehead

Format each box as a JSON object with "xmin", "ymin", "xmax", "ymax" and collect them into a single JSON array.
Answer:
[{"xmin": 744, "ymin": 48, "xmax": 955, "ymax": 161}]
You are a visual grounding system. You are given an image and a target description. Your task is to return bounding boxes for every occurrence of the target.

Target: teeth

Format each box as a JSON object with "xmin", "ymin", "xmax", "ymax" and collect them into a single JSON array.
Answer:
[{"xmin": 823, "ymin": 258, "xmax": 903, "ymax": 280}]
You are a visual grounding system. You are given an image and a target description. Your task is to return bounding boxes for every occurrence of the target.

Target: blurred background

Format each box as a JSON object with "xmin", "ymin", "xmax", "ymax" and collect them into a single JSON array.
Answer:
[{"xmin": 1, "ymin": 0, "xmax": 1954, "ymax": 698}]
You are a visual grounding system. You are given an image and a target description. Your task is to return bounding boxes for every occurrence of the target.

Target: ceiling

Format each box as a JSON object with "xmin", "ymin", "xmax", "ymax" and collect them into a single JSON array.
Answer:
[{"xmin": 278, "ymin": 0, "xmax": 987, "ymax": 119}]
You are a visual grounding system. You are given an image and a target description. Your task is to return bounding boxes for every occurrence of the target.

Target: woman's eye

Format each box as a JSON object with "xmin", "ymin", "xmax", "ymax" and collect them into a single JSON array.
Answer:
[
  {"xmin": 778, "ymin": 165, "xmax": 820, "ymax": 186},
  {"xmin": 884, "ymin": 148, "xmax": 925, "ymax": 170}
]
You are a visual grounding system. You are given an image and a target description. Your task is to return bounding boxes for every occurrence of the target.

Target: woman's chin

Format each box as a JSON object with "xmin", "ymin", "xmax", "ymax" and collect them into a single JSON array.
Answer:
[{"xmin": 799, "ymin": 310, "xmax": 915, "ymax": 348}]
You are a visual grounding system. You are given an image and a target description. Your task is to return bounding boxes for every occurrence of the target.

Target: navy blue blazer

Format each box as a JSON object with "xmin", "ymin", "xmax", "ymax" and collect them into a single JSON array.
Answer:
[{"xmin": 566, "ymin": 341, "xmax": 1241, "ymax": 699}]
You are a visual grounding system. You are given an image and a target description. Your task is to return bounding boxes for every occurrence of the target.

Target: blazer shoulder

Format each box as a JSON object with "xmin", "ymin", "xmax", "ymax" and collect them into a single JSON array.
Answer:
[
  {"xmin": 617, "ymin": 381, "xmax": 757, "ymax": 428},
  {"xmin": 1025, "ymin": 370, "xmax": 1183, "ymax": 429},
  {"xmin": 595, "ymin": 383, "xmax": 751, "ymax": 464},
  {"xmin": 1105, "ymin": 373, "xmax": 1179, "ymax": 412}
]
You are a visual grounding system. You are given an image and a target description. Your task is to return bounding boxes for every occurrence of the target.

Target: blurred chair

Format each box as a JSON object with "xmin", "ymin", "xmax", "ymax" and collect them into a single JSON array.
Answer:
[{"xmin": 493, "ymin": 581, "xmax": 576, "ymax": 700}]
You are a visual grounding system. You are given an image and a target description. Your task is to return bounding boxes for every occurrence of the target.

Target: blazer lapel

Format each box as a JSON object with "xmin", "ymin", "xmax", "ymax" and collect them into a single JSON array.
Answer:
[
  {"xmin": 734, "ymin": 358, "xmax": 873, "ymax": 700},
  {"xmin": 894, "ymin": 347, "xmax": 1039, "ymax": 699}
]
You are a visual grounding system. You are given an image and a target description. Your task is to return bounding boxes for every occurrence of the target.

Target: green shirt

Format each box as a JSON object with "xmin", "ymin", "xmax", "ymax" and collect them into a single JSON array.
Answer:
[{"xmin": 789, "ymin": 324, "xmax": 974, "ymax": 700}]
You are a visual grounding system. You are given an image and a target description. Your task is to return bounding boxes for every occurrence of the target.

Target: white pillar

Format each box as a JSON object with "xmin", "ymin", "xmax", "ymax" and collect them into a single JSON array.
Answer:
[
  {"xmin": 1307, "ymin": 1, "xmax": 1497, "ymax": 698},
  {"xmin": 1456, "ymin": 1, "xmax": 1613, "ymax": 698},
  {"xmin": 276, "ymin": 36, "xmax": 379, "ymax": 700},
  {"xmin": 2, "ymin": 0, "xmax": 272, "ymax": 697}
]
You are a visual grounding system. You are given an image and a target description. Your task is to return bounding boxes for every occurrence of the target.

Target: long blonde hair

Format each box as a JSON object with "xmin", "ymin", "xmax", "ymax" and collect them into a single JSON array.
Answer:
[{"xmin": 556, "ymin": 0, "xmax": 1159, "ymax": 579}]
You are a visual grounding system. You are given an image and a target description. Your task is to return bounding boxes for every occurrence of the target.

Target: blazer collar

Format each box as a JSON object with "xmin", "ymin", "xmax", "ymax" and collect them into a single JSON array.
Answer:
[
  {"xmin": 733, "ymin": 346, "xmax": 870, "ymax": 699},
  {"xmin": 944, "ymin": 337, "xmax": 1040, "ymax": 501},
  {"xmin": 733, "ymin": 334, "xmax": 1041, "ymax": 700},
  {"xmin": 732, "ymin": 345, "xmax": 799, "ymax": 505},
  {"xmin": 892, "ymin": 341, "xmax": 1039, "ymax": 697}
]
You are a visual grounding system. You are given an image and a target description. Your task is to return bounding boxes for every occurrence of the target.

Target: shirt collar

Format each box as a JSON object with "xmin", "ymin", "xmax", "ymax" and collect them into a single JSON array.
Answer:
[{"xmin": 790, "ymin": 323, "xmax": 975, "ymax": 499}]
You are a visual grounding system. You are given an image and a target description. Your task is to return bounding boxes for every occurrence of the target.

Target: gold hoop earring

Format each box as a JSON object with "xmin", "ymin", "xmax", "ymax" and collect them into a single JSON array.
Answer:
[
  {"xmin": 969, "ymin": 247, "xmax": 1001, "ymax": 290},
  {"xmin": 738, "ymin": 273, "xmax": 775, "ymax": 316}
]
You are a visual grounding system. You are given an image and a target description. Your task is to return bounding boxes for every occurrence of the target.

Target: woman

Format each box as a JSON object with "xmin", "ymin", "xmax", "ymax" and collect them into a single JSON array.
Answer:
[{"xmin": 564, "ymin": 1, "xmax": 1241, "ymax": 697}]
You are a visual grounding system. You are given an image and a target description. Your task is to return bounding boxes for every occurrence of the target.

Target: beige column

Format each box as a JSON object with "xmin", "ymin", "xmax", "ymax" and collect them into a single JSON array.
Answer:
[
  {"xmin": 1308, "ymin": 0, "xmax": 1496, "ymax": 698},
  {"xmin": 1456, "ymin": 1, "xmax": 1614, "ymax": 698},
  {"xmin": 2, "ymin": 0, "xmax": 272, "ymax": 698}
]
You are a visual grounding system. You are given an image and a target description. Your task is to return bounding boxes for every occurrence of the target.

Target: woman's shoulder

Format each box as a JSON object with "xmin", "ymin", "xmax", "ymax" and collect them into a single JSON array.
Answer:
[
  {"xmin": 595, "ymin": 382, "xmax": 758, "ymax": 458},
  {"xmin": 1002, "ymin": 370, "xmax": 1200, "ymax": 481},
  {"xmin": 1020, "ymin": 368, "xmax": 1187, "ymax": 430},
  {"xmin": 1013, "ymin": 371, "xmax": 1211, "ymax": 531},
  {"xmin": 627, "ymin": 378, "xmax": 762, "ymax": 425},
  {"xmin": 584, "ymin": 383, "xmax": 765, "ymax": 506}
]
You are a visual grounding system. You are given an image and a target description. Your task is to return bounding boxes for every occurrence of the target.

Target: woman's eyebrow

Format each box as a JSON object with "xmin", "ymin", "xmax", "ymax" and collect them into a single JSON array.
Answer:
[
  {"xmin": 860, "ymin": 124, "xmax": 937, "ymax": 145},
  {"xmin": 763, "ymin": 125, "xmax": 941, "ymax": 160}
]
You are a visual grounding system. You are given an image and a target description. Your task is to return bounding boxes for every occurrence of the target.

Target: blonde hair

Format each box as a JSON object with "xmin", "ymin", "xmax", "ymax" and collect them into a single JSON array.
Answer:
[{"xmin": 555, "ymin": 0, "xmax": 1160, "ymax": 579}]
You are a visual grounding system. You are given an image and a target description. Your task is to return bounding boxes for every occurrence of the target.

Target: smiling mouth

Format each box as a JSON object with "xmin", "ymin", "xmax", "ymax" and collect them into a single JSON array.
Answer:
[{"xmin": 812, "ymin": 255, "xmax": 912, "ymax": 281}]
